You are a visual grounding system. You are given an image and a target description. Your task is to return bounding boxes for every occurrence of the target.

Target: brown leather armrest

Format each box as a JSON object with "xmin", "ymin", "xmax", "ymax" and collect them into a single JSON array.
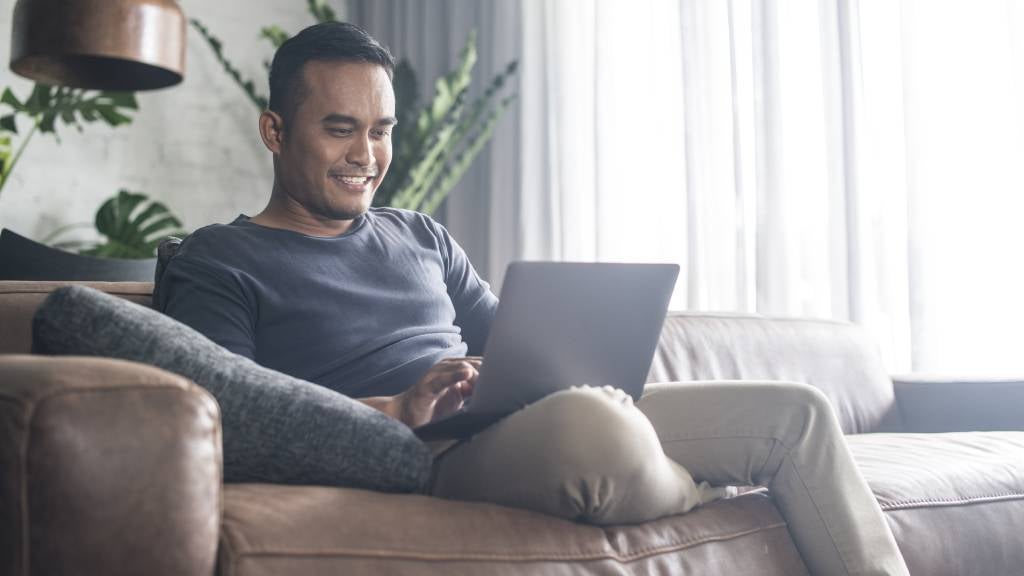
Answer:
[
  {"xmin": 0, "ymin": 355, "xmax": 221, "ymax": 576},
  {"xmin": 893, "ymin": 374, "xmax": 1024, "ymax": 432}
]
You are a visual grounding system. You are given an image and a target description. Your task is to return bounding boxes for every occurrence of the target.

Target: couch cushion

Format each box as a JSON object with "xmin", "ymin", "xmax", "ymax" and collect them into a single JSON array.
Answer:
[
  {"xmin": 848, "ymin": 432, "xmax": 1024, "ymax": 576},
  {"xmin": 218, "ymin": 485, "xmax": 807, "ymax": 576},
  {"xmin": 31, "ymin": 285, "xmax": 432, "ymax": 493},
  {"xmin": 648, "ymin": 313, "xmax": 900, "ymax": 434},
  {"xmin": 0, "ymin": 281, "xmax": 153, "ymax": 354}
]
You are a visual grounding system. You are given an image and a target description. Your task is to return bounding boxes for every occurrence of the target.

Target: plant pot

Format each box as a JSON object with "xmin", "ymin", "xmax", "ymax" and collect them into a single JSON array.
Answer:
[{"xmin": 0, "ymin": 228, "xmax": 156, "ymax": 282}]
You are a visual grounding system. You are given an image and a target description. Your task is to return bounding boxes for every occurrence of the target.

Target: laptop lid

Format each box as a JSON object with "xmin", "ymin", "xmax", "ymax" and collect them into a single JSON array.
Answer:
[{"xmin": 465, "ymin": 261, "xmax": 679, "ymax": 414}]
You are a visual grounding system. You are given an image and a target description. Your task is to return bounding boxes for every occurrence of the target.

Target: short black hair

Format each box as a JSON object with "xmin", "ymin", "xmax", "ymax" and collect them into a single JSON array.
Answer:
[{"xmin": 268, "ymin": 22, "xmax": 395, "ymax": 122}]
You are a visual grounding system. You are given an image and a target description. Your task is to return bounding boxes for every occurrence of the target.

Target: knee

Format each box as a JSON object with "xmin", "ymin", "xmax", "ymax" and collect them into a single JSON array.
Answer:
[
  {"xmin": 759, "ymin": 381, "xmax": 834, "ymax": 414},
  {"xmin": 763, "ymin": 381, "xmax": 840, "ymax": 438},
  {"xmin": 526, "ymin": 387, "xmax": 681, "ymax": 520},
  {"xmin": 535, "ymin": 386, "xmax": 662, "ymax": 470}
]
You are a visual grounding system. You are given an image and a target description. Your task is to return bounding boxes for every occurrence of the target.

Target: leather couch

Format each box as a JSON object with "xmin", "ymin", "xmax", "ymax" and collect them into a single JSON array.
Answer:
[{"xmin": 2, "ymin": 280, "xmax": 1022, "ymax": 576}]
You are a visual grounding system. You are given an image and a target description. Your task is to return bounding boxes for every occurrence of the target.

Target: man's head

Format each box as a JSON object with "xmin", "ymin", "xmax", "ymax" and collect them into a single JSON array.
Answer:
[{"xmin": 259, "ymin": 22, "xmax": 397, "ymax": 225}]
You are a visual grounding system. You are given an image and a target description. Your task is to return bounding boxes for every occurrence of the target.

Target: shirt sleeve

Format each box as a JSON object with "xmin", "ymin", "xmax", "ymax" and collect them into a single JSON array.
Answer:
[
  {"xmin": 432, "ymin": 221, "xmax": 499, "ymax": 357},
  {"xmin": 155, "ymin": 255, "xmax": 258, "ymax": 359}
]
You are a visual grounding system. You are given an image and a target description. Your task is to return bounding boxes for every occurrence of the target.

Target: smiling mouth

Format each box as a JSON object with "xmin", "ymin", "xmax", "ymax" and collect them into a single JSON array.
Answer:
[{"xmin": 332, "ymin": 175, "xmax": 375, "ymax": 185}]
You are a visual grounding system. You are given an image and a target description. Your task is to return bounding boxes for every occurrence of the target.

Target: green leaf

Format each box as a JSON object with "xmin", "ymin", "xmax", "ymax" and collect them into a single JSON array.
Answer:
[
  {"xmin": 307, "ymin": 0, "xmax": 337, "ymax": 22},
  {"xmin": 0, "ymin": 115, "xmax": 16, "ymax": 134},
  {"xmin": 1, "ymin": 88, "xmax": 22, "ymax": 109},
  {"xmin": 86, "ymin": 190, "xmax": 187, "ymax": 258},
  {"xmin": 96, "ymin": 107, "xmax": 131, "ymax": 126},
  {"xmin": 104, "ymin": 92, "xmax": 138, "ymax": 109},
  {"xmin": 260, "ymin": 25, "xmax": 290, "ymax": 49},
  {"xmin": 423, "ymin": 94, "xmax": 516, "ymax": 215},
  {"xmin": 39, "ymin": 112, "xmax": 57, "ymax": 133},
  {"xmin": 36, "ymin": 84, "xmax": 52, "ymax": 109},
  {"xmin": 0, "ymin": 133, "xmax": 11, "ymax": 176}
]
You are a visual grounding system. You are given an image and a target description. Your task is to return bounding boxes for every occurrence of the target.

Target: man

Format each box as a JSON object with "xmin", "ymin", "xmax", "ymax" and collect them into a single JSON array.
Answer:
[{"xmin": 159, "ymin": 22, "xmax": 908, "ymax": 576}]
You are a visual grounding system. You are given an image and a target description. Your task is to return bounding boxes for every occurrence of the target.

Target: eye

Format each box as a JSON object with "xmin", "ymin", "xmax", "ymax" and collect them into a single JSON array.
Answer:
[
  {"xmin": 327, "ymin": 127, "xmax": 353, "ymax": 137},
  {"xmin": 371, "ymin": 128, "xmax": 392, "ymax": 138}
]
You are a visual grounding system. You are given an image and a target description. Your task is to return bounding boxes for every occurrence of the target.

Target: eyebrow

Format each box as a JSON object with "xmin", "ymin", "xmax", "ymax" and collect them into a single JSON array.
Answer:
[{"xmin": 321, "ymin": 113, "xmax": 398, "ymax": 126}]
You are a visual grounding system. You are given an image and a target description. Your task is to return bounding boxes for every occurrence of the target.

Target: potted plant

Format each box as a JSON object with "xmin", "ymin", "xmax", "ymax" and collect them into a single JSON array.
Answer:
[{"xmin": 0, "ymin": 85, "xmax": 186, "ymax": 279}]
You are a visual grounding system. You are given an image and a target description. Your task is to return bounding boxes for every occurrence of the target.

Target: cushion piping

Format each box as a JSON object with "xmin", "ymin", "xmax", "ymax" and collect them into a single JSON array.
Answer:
[
  {"xmin": 879, "ymin": 492, "xmax": 1024, "ymax": 512},
  {"xmin": 221, "ymin": 520, "xmax": 788, "ymax": 565}
]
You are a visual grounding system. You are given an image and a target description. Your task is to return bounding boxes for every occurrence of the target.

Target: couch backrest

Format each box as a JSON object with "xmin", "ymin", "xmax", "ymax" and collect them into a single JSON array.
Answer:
[
  {"xmin": 647, "ymin": 312, "xmax": 901, "ymax": 434},
  {"xmin": 2, "ymin": 281, "xmax": 899, "ymax": 434},
  {"xmin": 0, "ymin": 282, "xmax": 153, "ymax": 354}
]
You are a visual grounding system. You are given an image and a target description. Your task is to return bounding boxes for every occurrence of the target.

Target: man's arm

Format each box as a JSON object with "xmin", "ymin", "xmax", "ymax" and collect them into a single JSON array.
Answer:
[
  {"xmin": 433, "ymin": 223, "xmax": 499, "ymax": 355},
  {"xmin": 156, "ymin": 256, "xmax": 258, "ymax": 359}
]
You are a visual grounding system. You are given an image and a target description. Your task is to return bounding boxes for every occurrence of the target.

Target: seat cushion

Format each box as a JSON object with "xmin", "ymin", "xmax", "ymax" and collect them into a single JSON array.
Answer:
[
  {"xmin": 848, "ymin": 432, "xmax": 1024, "ymax": 576},
  {"xmin": 218, "ymin": 485, "xmax": 808, "ymax": 576}
]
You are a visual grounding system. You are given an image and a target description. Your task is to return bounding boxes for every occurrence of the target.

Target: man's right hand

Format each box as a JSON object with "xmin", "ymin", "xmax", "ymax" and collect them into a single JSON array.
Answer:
[{"xmin": 362, "ymin": 357, "xmax": 481, "ymax": 428}]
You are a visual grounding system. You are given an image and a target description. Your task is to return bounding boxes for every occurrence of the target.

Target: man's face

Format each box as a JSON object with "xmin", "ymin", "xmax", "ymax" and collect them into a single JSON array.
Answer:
[{"xmin": 272, "ymin": 60, "xmax": 396, "ymax": 221}]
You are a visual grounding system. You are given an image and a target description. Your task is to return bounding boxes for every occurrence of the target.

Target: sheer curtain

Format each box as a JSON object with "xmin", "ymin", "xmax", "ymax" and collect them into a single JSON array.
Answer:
[
  {"xmin": 520, "ymin": 0, "xmax": 916, "ymax": 369},
  {"xmin": 881, "ymin": 0, "xmax": 1024, "ymax": 373}
]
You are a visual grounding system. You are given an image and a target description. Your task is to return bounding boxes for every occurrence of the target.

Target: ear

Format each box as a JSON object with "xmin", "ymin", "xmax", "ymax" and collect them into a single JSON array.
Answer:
[{"xmin": 259, "ymin": 110, "xmax": 285, "ymax": 154}]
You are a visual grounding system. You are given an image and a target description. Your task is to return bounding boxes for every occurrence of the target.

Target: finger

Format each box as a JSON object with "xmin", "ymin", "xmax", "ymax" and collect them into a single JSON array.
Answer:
[
  {"xmin": 439, "ymin": 360, "xmax": 479, "ymax": 379},
  {"xmin": 440, "ymin": 356, "xmax": 482, "ymax": 365},
  {"xmin": 434, "ymin": 384, "xmax": 465, "ymax": 417},
  {"xmin": 419, "ymin": 364, "xmax": 475, "ymax": 395}
]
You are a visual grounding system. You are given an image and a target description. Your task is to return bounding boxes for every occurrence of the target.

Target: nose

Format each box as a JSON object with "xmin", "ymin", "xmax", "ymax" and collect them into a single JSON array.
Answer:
[{"xmin": 345, "ymin": 132, "xmax": 372, "ymax": 167}]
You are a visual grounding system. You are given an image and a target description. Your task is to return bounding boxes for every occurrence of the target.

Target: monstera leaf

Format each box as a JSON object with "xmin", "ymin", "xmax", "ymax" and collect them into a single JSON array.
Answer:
[{"xmin": 79, "ymin": 190, "xmax": 187, "ymax": 259}]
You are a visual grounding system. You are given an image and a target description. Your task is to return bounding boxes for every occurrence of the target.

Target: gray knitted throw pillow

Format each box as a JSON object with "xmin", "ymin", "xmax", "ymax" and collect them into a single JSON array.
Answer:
[{"xmin": 32, "ymin": 285, "xmax": 431, "ymax": 493}]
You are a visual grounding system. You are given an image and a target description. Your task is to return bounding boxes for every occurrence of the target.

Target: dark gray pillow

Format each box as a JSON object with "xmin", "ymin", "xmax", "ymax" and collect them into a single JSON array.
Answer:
[{"xmin": 32, "ymin": 285, "xmax": 431, "ymax": 493}]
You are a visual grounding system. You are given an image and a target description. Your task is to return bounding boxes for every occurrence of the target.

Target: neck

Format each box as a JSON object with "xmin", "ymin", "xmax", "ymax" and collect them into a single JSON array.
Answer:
[{"xmin": 250, "ymin": 183, "xmax": 358, "ymax": 237}]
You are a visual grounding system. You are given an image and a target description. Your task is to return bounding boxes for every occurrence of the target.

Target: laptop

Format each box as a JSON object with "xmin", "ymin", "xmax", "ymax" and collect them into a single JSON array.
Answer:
[{"xmin": 415, "ymin": 261, "xmax": 679, "ymax": 441}]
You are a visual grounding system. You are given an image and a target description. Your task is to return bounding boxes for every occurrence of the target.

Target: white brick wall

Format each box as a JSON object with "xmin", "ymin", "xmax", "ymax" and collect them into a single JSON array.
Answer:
[{"xmin": 0, "ymin": 0, "xmax": 344, "ymax": 241}]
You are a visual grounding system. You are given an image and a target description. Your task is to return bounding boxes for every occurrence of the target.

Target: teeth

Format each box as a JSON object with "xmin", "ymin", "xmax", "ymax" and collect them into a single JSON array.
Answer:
[{"xmin": 338, "ymin": 176, "xmax": 370, "ymax": 185}]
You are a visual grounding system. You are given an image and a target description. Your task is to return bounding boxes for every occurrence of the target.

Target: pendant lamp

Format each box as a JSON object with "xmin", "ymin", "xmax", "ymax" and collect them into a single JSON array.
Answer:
[{"xmin": 9, "ymin": 0, "xmax": 186, "ymax": 91}]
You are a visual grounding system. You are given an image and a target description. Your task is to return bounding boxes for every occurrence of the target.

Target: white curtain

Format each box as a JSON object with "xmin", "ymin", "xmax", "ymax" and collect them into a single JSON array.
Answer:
[
  {"xmin": 354, "ymin": 0, "xmax": 1024, "ymax": 374},
  {"xmin": 882, "ymin": 0, "xmax": 1024, "ymax": 373},
  {"xmin": 520, "ymin": 0, "xmax": 916, "ymax": 369}
]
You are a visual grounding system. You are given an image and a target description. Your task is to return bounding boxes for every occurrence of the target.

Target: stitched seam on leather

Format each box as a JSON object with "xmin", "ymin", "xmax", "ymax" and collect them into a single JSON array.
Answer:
[
  {"xmin": 204, "ymin": 386, "xmax": 226, "ymax": 576},
  {"xmin": 0, "ymin": 395, "xmax": 35, "ymax": 576},
  {"xmin": 880, "ymin": 492, "xmax": 1024, "ymax": 511},
  {"xmin": 224, "ymin": 521, "xmax": 788, "ymax": 564},
  {"xmin": 219, "ymin": 523, "xmax": 237, "ymax": 576},
  {"xmin": 0, "ymin": 285, "xmax": 152, "ymax": 296}
]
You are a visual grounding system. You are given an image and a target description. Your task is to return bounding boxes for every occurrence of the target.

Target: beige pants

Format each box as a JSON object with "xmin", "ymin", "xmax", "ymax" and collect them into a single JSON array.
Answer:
[{"xmin": 431, "ymin": 381, "xmax": 909, "ymax": 576}]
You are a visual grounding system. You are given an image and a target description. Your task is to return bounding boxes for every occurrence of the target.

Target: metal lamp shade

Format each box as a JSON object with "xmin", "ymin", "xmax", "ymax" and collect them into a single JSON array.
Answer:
[{"xmin": 9, "ymin": 0, "xmax": 186, "ymax": 91}]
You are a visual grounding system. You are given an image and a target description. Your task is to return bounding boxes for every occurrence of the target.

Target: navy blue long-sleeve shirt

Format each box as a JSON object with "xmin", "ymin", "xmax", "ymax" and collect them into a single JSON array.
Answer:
[{"xmin": 156, "ymin": 208, "xmax": 498, "ymax": 398}]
